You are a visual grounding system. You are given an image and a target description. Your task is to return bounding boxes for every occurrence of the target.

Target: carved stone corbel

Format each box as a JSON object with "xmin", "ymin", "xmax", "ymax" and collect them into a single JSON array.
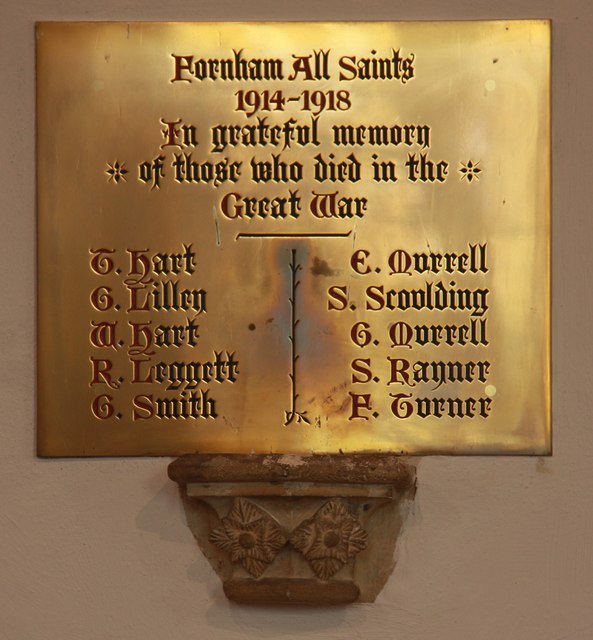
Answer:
[{"xmin": 168, "ymin": 453, "xmax": 417, "ymax": 605}]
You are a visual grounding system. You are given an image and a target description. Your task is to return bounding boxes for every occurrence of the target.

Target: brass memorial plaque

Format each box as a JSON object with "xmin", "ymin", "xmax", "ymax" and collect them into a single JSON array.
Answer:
[{"xmin": 37, "ymin": 21, "xmax": 551, "ymax": 456}]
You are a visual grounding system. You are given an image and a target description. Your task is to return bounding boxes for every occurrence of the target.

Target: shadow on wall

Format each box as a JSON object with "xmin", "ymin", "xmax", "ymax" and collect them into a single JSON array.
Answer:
[
  {"xmin": 204, "ymin": 595, "xmax": 360, "ymax": 637},
  {"xmin": 134, "ymin": 470, "xmax": 193, "ymax": 544},
  {"xmin": 133, "ymin": 465, "xmax": 373, "ymax": 630}
]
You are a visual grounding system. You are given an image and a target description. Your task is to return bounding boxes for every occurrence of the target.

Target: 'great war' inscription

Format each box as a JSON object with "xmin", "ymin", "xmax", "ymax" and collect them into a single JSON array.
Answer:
[{"xmin": 37, "ymin": 22, "xmax": 550, "ymax": 455}]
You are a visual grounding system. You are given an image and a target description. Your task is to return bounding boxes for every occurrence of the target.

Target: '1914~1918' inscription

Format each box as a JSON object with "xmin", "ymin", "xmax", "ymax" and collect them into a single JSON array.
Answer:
[
  {"xmin": 36, "ymin": 21, "xmax": 551, "ymax": 456},
  {"xmin": 87, "ymin": 244, "xmax": 241, "ymax": 422}
]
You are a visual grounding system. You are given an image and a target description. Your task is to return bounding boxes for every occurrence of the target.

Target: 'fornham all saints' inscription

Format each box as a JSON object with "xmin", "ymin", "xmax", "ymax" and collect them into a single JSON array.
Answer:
[{"xmin": 37, "ymin": 22, "xmax": 550, "ymax": 455}]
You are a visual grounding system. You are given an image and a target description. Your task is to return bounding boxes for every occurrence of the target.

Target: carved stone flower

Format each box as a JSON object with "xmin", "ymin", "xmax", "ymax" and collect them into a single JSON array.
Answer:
[
  {"xmin": 209, "ymin": 498, "xmax": 287, "ymax": 578},
  {"xmin": 289, "ymin": 499, "xmax": 368, "ymax": 580}
]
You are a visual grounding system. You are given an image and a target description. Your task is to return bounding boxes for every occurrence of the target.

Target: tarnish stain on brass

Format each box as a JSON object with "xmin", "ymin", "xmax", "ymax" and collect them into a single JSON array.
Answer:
[
  {"xmin": 310, "ymin": 257, "xmax": 338, "ymax": 277},
  {"xmin": 37, "ymin": 21, "xmax": 550, "ymax": 456},
  {"xmin": 212, "ymin": 206, "xmax": 221, "ymax": 247}
]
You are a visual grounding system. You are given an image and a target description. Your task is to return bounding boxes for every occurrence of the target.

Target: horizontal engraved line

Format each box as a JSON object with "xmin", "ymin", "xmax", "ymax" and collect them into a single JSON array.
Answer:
[{"xmin": 235, "ymin": 231, "xmax": 352, "ymax": 239}]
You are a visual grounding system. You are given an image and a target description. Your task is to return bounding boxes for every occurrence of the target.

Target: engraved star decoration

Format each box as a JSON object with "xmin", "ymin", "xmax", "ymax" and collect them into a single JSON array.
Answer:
[
  {"xmin": 105, "ymin": 160, "xmax": 128, "ymax": 184},
  {"xmin": 459, "ymin": 160, "xmax": 482, "ymax": 182}
]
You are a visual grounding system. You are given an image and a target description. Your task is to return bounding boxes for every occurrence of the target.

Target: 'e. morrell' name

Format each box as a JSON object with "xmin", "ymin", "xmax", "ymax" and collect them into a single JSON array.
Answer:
[{"xmin": 171, "ymin": 49, "xmax": 415, "ymax": 84}]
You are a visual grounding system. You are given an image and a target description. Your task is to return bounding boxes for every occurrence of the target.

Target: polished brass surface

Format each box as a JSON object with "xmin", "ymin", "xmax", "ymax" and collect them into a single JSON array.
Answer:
[{"xmin": 37, "ymin": 21, "xmax": 550, "ymax": 456}]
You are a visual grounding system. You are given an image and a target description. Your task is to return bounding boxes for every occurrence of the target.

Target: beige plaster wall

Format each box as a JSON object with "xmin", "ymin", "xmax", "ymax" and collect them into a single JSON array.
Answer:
[{"xmin": 2, "ymin": 1, "xmax": 590, "ymax": 638}]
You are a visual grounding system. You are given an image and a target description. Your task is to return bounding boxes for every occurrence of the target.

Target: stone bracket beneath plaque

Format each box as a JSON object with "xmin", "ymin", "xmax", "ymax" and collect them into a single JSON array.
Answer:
[{"xmin": 168, "ymin": 454, "xmax": 417, "ymax": 604}]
